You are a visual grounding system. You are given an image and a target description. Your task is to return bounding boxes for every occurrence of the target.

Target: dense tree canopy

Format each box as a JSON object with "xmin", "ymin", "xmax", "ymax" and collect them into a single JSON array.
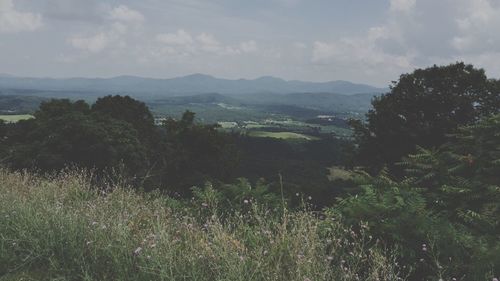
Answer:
[
  {"xmin": 91, "ymin": 95, "xmax": 157, "ymax": 143},
  {"xmin": 5, "ymin": 99, "xmax": 147, "ymax": 174},
  {"xmin": 159, "ymin": 111, "xmax": 240, "ymax": 192},
  {"xmin": 0, "ymin": 98, "xmax": 245, "ymax": 192},
  {"xmin": 352, "ymin": 62, "xmax": 500, "ymax": 173}
]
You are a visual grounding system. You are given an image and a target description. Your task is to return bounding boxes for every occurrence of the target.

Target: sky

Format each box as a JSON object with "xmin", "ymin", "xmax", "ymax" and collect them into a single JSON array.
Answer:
[{"xmin": 1, "ymin": 0, "xmax": 500, "ymax": 87}]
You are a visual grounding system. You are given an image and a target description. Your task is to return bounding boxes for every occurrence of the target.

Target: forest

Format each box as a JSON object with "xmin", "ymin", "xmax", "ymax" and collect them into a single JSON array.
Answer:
[{"xmin": 1, "ymin": 62, "xmax": 499, "ymax": 281}]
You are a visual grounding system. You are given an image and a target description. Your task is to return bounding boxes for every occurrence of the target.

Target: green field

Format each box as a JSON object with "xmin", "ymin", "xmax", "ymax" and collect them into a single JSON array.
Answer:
[
  {"xmin": 0, "ymin": 114, "xmax": 33, "ymax": 123},
  {"xmin": 248, "ymin": 130, "xmax": 319, "ymax": 140}
]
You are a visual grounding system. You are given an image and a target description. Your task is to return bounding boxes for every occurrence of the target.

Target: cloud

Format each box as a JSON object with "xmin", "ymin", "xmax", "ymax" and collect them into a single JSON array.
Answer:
[
  {"xmin": 452, "ymin": 0, "xmax": 500, "ymax": 54},
  {"xmin": 156, "ymin": 29, "xmax": 194, "ymax": 45},
  {"xmin": 389, "ymin": 0, "xmax": 416, "ymax": 12},
  {"xmin": 67, "ymin": 5, "xmax": 143, "ymax": 54},
  {"xmin": 0, "ymin": 0, "xmax": 42, "ymax": 33},
  {"xmin": 308, "ymin": 0, "xmax": 500, "ymax": 84},
  {"xmin": 239, "ymin": 40, "xmax": 258, "ymax": 53},
  {"xmin": 69, "ymin": 32, "xmax": 111, "ymax": 53},
  {"xmin": 155, "ymin": 29, "xmax": 258, "ymax": 57},
  {"xmin": 108, "ymin": 5, "xmax": 144, "ymax": 23},
  {"xmin": 41, "ymin": 0, "xmax": 104, "ymax": 23}
]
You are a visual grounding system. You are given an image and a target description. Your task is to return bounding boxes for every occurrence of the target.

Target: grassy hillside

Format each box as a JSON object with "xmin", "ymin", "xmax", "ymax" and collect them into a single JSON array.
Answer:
[{"xmin": 0, "ymin": 169, "xmax": 403, "ymax": 281}]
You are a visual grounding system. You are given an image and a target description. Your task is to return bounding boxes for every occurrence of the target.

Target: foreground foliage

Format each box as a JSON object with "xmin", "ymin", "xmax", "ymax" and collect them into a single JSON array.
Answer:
[
  {"xmin": 0, "ymin": 170, "xmax": 404, "ymax": 281},
  {"xmin": 337, "ymin": 114, "xmax": 500, "ymax": 280}
]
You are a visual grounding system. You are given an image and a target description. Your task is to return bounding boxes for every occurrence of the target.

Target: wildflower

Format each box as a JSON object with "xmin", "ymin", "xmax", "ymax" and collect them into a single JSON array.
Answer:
[
  {"xmin": 263, "ymin": 250, "xmax": 268, "ymax": 255},
  {"xmin": 295, "ymin": 193, "xmax": 299, "ymax": 196},
  {"xmin": 492, "ymin": 278, "xmax": 499, "ymax": 281},
  {"xmin": 326, "ymin": 256, "xmax": 333, "ymax": 261},
  {"xmin": 91, "ymin": 221, "xmax": 98, "ymax": 226},
  {"xmin": 304, "ymin": 278, "xmax": 312, "ymax": 281},
  {"xmin": 421, "ymin": 243, "xmax": 427, "ymax": 252},
  {"xmin": 201, "ymin": 202, "xmax": 208, "ymax": 208},
  {"xmin": 297, "ymin": 254, "xmax": 305, "ymax": 259},
  {"xmin": 239, "ymin": 255, "xmax": 245, "ymax": 261},
  {"xmin": 133, "ymin": 247, "xmax": 142, "ymax": 256},
  {"xmin": 243, "ymin": 199, "xmax": 249, "ymax": 204},
  {"xmin": 307, "ymin": 196, "xmax": 312, "ymax": 200}
]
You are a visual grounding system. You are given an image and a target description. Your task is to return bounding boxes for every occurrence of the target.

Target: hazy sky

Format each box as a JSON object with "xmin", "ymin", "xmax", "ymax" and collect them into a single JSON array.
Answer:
[{"xmin": 1, "ymin": 0, "xmax": 500, "ymax": 86}]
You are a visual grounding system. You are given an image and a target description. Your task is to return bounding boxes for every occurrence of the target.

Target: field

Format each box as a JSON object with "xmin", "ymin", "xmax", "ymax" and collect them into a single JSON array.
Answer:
[
  {"xmin": 151, "ymin": 102, "xmax": 353, "ymax": 141},
  {"xmin": 0, "ymin": 114, "xmax": 33, "ymax": 123},
  {"xmin": 248, "ymin": 130, "xmax": 319, "ymax": 140},
  {"xmin": 0, "ymin": 169, "xmax": 404, "ymax": 281}
]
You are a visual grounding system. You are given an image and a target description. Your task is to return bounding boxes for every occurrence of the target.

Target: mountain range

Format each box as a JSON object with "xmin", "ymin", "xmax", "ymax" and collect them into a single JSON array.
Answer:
[{"xmin": 0, "ymin": 74, "xmax": 388, "ymax": 97}]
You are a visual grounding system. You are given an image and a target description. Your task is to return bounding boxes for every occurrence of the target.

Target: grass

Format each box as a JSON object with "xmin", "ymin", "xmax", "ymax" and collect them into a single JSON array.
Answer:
[
  {"xmin": 248, "ymin": 131, "xmax": 319, "ymax": 141},
  {"xmin": 0, "ymin": 115, "xmax": 33, "ymax": 123},
  {"xmin": 0, "ymin": 169, "xmax": 405, "ymax": 281}
]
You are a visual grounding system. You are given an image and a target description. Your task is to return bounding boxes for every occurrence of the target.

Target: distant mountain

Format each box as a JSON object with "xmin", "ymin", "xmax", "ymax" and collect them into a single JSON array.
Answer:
[{"xmin": 0, "ymin": 74, "xmax": 388, "ymax": 98}]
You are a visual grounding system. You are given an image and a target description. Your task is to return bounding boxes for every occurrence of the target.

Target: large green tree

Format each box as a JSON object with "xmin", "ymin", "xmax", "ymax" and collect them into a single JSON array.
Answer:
[
  {"xmin": 5, "ymin": 99, "xmax": 147, "ymax": 174},
  {"xmin": 91, "ymin": 95, "xmax": 158, "ymax": 145},
  {"xmin": 352, "ymin": 62, "xmax": 500, "ymax": 173}
]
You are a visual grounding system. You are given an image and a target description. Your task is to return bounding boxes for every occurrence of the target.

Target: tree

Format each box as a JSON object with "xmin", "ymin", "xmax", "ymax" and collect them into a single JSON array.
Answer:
[
  {"xmin": 401, "ymin": 114, "xmax": 500, "ymax": 233},
  {"xmin": 159, "ymin": 111, "xmax": 240, "ymax": 193},
  {"xmin": 351, "ymin": 62, "xmax": 500, "ymax": 173},
  {"xmin": 5, "ymin": 99, "xmax": 147, "ymax": 175},
  {"xmin": 91, "ymin": 95, "xmax": 157, "ymax": 143}
]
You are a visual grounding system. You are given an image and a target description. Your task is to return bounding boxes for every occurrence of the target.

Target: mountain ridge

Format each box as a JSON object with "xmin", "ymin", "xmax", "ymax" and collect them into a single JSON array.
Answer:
[{"xmin": 0, "ymin": 74, "xmax": 388, "ymax": 97}]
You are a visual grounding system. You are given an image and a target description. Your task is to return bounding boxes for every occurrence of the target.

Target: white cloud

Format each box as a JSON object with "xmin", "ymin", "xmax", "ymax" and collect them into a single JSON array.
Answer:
[
  {"xmin": 69, "ymin": 32, "xmax": 112, "ymax": 53},
  {"xmin": 389, "ymin": 0, "xmax": 416, "ymax": 12},
  {"xmin": 155, "ymin": 29, "xmax": 258, "ymax": 57},
  {"xmin": 67, "ymin": 5, "xmax": 144, "ymax": 54},
  {"xmin": 156, "ymin": 29, "xmax": 194, "ymax": 45},
  {"xmin": 0, "ymin": 0, "xmax": 42, "ymax": 33},
  {"xmin": 239, "ymin": 40, "xmax": 258, "ymax": 53},
  {"xmin": 108, "ymin": 5, "xmax": 144, "ymax": 23},
  {"xmin": 308, "ymin": 0, "xmax": 500, "ymax": 83},
  {"xmin": 452, "ymin": 0, "xmax": 500, "ymax": 53}
]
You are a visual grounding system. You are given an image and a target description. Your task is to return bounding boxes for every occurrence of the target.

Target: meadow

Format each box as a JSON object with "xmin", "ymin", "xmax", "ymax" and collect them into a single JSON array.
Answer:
[
  {"xmin": 247, "ymin": 131, "xmax": 319, "ymax": 141},
  {"xmin": 0, "ymin": 114, "xmax": 33, "ymax": 123},
  {"xmin": 0, "ymin": 169, "xmax": 404, "ymax": 281}
]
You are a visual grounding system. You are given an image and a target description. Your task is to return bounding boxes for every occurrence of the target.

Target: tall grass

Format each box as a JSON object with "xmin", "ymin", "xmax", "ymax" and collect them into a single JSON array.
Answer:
[{"xmin": 0, "ymin": 169, "xmax": 405, "ymax": 281}]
